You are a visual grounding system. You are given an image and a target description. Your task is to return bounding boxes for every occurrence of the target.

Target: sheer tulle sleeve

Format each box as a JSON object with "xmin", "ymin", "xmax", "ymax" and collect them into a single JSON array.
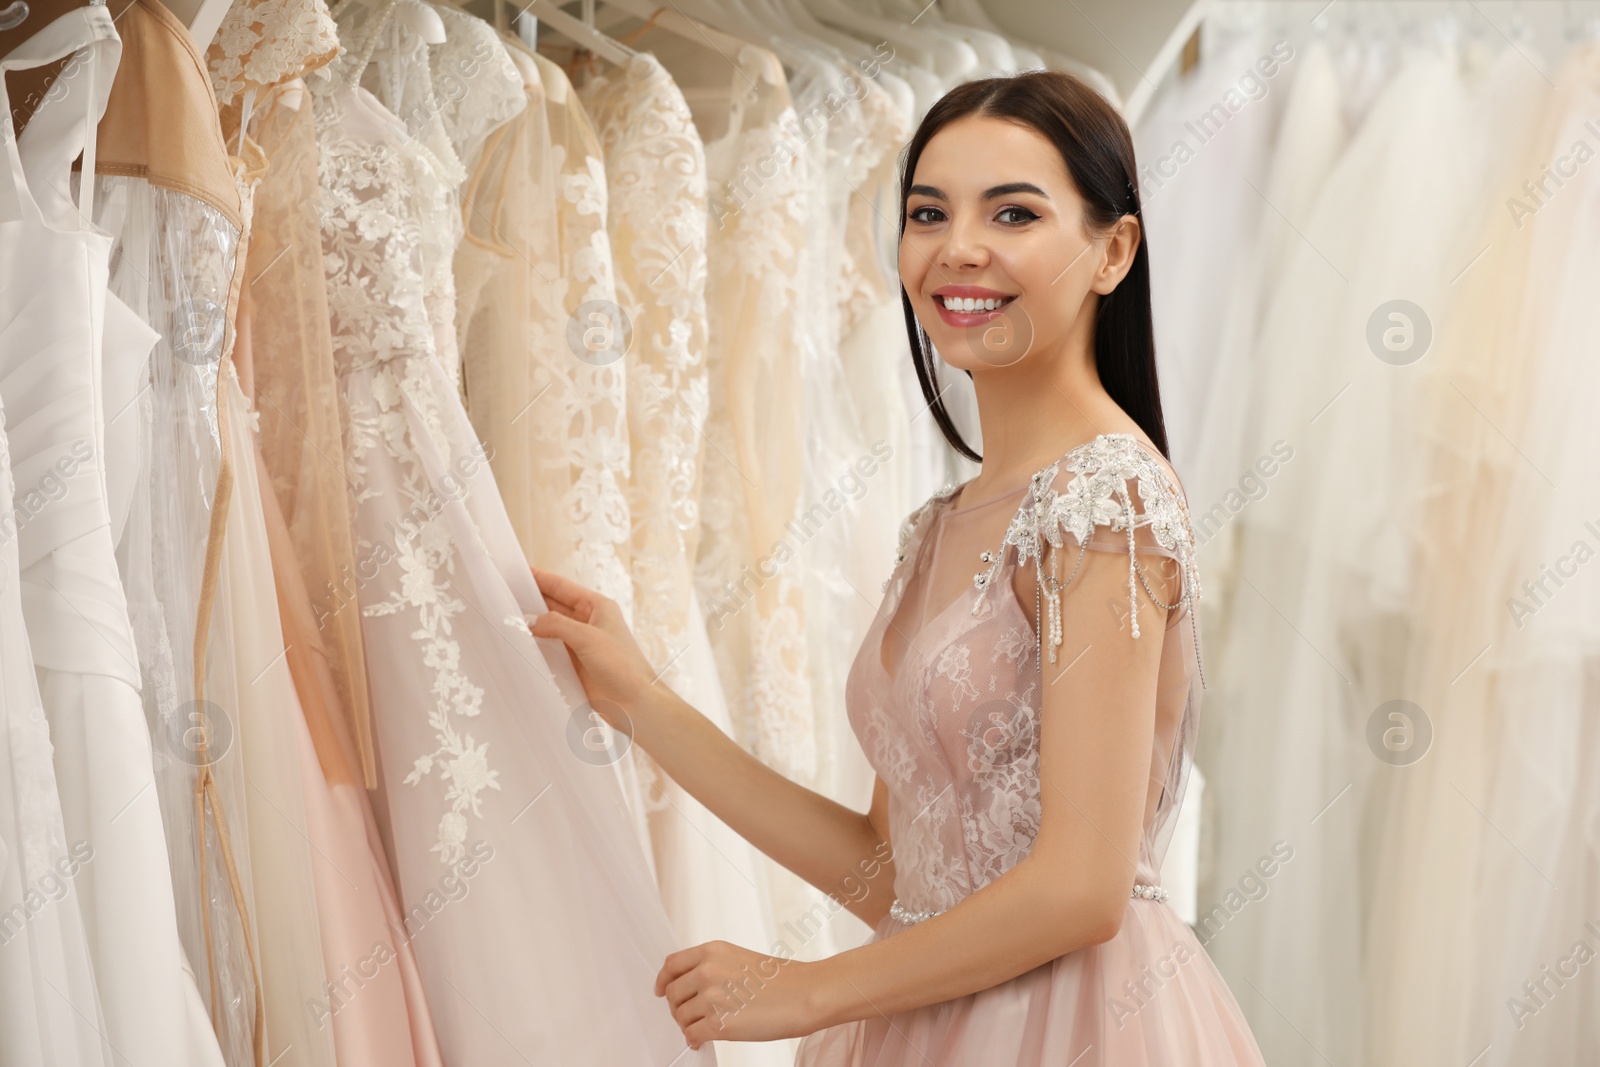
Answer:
[
  {"xmin": 972, "ymin": 434, "xmax": 1207, "ymax": 883},
  {"xmin": 971, "ymin": 434, "xmax": 1203, "ymax": 670}
]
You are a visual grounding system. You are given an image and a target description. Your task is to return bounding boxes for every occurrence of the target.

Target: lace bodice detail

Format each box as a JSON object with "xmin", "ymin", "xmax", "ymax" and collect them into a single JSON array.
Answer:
[
  {"xmin": 855, "ymin": 434, "xmax": 1205, "ymax": 916},
  {"xmin": 330, "ymin": 0, "xmax": 523, "ymax": 392}
]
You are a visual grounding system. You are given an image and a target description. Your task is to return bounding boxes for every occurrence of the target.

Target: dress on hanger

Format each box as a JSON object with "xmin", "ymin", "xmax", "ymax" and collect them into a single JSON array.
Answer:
[
  {"xmin": 1362, "ymin": 42, "xmax": 1589, "ymax": 1067},
  {"xmin": 0, "ymin": 20, "xmax": 115, "ymax": 1062},
  {"xmin": 1198, "ymin": 36, "xmax": 1509, "ymax": 1067},
  {"xmin": 305, "ymin": 54, "xmax": 710, "ymax": 1063},
  {"xmin": 575, "ymin": 52, "xmax": 713, "ymax": 761},
  {"xmin": 794, "ymin": 434, "xmax": 1264, "ymax": 1066},
  {"xmin": 453, "ymin": 43, "xmax": 655, "ymax": 864},
  {"xmin": 231, "ymin": 292, "xmax": 446, "ymax": 1066},
  {"xmin": 577, "ymin": 57, "xmax": 792, "ymax": 1046},
  {"xmin": 0, "ymin": 8, "xmax": 226, "ymax": 1066},
  {"xmin": 830, "ymin": 71, "xmax": 914, "ymax": 809},
  {"xmin": 331, "ymin": 0, "xmax": 524, "ymax": 397}
]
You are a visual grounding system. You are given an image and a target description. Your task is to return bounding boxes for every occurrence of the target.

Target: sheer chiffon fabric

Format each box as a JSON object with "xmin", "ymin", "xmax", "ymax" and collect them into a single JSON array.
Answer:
[
  {"xmin": 1198, "ymin": 41, "xmax": 1532, "ymax": 1065},
  {"xmin": 796, "ymin": 435, "xmax": 1263, "ymax": 1066},
  {"xmin": 1364, "ymin": 43, "xmax": 1600, "ymax": 1067}
]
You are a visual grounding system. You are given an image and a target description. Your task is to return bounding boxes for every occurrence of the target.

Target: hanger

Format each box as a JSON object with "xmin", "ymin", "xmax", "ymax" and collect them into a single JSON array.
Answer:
[
  {"xmin": 529, "ymin": 0, "xmax": 634, "ymax": 65},
  {"xmin": 870, "ymin": 0, "xmax": 1018, "ymax": 75},
  {"xmin": 1121, "ymin": 0, "xmax": 1203, "ymax": 125},
  {"xmin": 802, "ymin": 0, "xmax": 977, "ymax": 79}
]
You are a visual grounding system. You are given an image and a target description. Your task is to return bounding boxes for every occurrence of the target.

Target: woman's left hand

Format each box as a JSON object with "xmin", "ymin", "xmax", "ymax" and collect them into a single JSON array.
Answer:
[{"xmin": 656, "ymin": 940, "xmax": 823, "ymax": 1047}]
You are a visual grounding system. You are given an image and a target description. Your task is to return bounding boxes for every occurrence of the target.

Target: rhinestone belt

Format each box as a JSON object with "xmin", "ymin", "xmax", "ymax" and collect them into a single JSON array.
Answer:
[{"xmin": 889, "ymin": 883, "xmax": 1168, "ymax": 926}]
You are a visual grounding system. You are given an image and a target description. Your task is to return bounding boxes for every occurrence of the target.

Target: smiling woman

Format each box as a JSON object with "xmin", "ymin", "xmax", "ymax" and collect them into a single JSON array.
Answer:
[{"xmin": 531, "ymin": 69, "xmax": 1267, "ymax": 1067}]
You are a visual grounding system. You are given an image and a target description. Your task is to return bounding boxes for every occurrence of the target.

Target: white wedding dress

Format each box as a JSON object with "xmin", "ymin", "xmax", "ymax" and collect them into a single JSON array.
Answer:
[
  {"xmin": 0, "ymin": 19, "xmax": 115, "ymax": 1058},
  {"xmin": 0, "ymin": 8, "xmax": 225, "ymax": 1067},
  {"xmin": 1198, "ymin": 34, "xmax": 1520, "ymax": 1066},
  {"xmin": 306, "ymin": 55, "xmax": 712, "ymax": 1063},
  {"xmin": 1363, "ymin": 39, "xmax": 1598, "ymax": 1067}
]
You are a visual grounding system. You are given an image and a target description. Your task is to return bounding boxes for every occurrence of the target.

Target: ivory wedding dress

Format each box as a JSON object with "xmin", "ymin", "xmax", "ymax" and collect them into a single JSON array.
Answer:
[
  {"xmin": 1199, "ymin": 35, "xmax": 1515, "ymax": 1066},
  {"xmin": 306, "ymin": 56, "xmax": 710, "ymax": 1063},
  {"xmin": 0, "ymin": 7, "xmax": 225, "ymax": 1066},
  {"xmin": 794, "ymin": 434, "xmax": 1264, "ymax": 1066},
  {"xmin": 0, "ymin": 21, "xmax": 113, "ymax": 1057},
  {"xmin": 1363, "ymin": 40, "xmax": 1597, "ymax": 1067}
]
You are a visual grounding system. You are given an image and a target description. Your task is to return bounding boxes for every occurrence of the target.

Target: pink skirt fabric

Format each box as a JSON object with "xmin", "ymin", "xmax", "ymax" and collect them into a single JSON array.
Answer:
[{"xmin": 794, "ymin": 900, "xmax": 1265, "ymax": 1066}]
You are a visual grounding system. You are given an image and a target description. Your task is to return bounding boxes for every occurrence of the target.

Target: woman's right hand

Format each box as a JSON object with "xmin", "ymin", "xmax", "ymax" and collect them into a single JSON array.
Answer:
[{"xmin": 527, "ymin": 566, "xmax": 661, "ymax": 735}]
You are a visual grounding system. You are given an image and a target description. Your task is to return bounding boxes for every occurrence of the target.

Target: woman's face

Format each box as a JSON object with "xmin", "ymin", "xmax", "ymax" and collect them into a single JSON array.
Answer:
[{"xmin": 899, "ymin": 114, "xmax": 1133, "ymax": 372}]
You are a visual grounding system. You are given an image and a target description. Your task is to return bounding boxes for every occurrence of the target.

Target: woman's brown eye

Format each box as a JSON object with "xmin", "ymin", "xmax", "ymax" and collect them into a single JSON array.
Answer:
[
  {"xmin": 997, "ymin": 207, "xmax": 1039, "ymax": 225},
  {"xmin": 908, "ymin": 206, "xmax": 945, "ymax": 224}
]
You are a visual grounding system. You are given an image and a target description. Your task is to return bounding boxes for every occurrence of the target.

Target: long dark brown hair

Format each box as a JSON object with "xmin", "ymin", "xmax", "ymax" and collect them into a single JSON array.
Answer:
[{"xmin": 899, "ymin": 70, "xmax": 1169, "ymax": 461}]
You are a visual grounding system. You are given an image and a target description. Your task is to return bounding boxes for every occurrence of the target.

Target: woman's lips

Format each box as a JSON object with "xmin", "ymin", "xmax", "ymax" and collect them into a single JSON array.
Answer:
[{"xmin": 933, "ymin": 294, "xmax": 1016, "ymax": 328}]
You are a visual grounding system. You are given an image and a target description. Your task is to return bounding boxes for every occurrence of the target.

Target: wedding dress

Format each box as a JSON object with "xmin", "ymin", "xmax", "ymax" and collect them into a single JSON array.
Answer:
[
  {"xmin": 1181, "ymin": 35, "xmax": 1348, "ymax": 613},
  {"xmin": 1362, "ymin": 40, "xmax": 1597, "ymax": 1067},
  {"xmin": 330, "ymin": 0, "xmax": 525, "ymax": 397},
  {"xmin": 1136, "ymin": 24, "xmax": 1287, "ymax": 483},
  {"xmin": 0, "ymin": 7, "xmax": 225, "ymax": 1066},
  {"xmin": 1198, "ymin": 34, "xmax": 1512, "ymax": 1066},
  {"xmin": 0, "ymin": 23, "xmax": 113, "ymax": 1058},
  {"xmin": 452, "ymin": 43, "xmax": 655, "ymax": 865},
  {"xmin": 306, "ymin": 57, "xmax": 710, "ymax": 1063},
  {"xmin": 794, "ymin": 434, "xmax": 1264, "ymax": 1066},
  {"xmin": 577, "ymin": 60, "xmax": 795, "ymax": 1060},
  {"xmin": 231, "ymin": 298, "xmax": 446, "ymax": 1065}
]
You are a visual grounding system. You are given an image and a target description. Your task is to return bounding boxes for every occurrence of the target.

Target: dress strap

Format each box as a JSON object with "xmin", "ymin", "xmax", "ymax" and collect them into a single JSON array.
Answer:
[{"xmin": 0, "ymin": 4, "xmax": 119, "ymax": 229}]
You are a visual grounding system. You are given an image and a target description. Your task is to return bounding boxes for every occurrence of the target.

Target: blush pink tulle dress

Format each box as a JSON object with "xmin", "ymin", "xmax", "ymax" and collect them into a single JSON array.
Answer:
[{"xmin": 793, "ymin": 433, "xmax": 1266, "ymax": 1066}]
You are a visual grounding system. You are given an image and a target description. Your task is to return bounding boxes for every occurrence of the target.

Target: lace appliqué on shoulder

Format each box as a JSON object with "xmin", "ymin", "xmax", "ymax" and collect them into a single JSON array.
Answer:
[
  {"xmin": 206, "ymin": 0, "xmax": 339, "ymax": 109},
  {"xmin": 971, "ymin": 434, "xmax": 1203, "ymax": 676}
]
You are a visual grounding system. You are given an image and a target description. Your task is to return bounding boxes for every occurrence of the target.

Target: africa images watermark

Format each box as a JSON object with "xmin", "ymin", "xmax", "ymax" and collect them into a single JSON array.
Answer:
[
  {"xmin": 1505, "ymin": 514, "xmax": 1600, "ymax": 630},
  {"xmin": 307, "ymin": 838, "xmax": 495, "ymax": 1030},
  {"xmin": 1190, "ymin": 440, "xmax": 1295, "ymax": 549},
  {"xmin": 312, "ymin": 437, "xmax": 496, "ymax": 632},
  {"xmin": 703, "ymin": 439, "xmax": 895, "ymax": 630},
  {"xmin": 1138, "ymin": 40, "xmax": 1296, "ymax": 204},
  {"xmin": 707, "ymin": 42, "xmax": 896, "ymax": 229},
  {"xmin": 708, "ymin": 838, "xmax": 895, "ymax": 1030},
  {"xmin": 0, "ymin": 840, "xmax": 95, "ymax": 948}
]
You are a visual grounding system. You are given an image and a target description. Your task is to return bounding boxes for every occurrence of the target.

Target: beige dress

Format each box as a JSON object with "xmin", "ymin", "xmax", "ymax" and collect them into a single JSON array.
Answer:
[
  {"xmin": 453, "ymin": 44, "xmax": 654, "ymax": 864},
  {"xmin": 577, "ymin": 54, "xmax": 794, "ymax": 1020}
]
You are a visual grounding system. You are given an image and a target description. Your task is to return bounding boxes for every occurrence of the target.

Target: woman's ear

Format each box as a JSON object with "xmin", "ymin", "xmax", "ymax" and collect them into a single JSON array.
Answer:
[{"xmin": 1090, "ymin": 215, "xmax": 1141, "ymax": 296}]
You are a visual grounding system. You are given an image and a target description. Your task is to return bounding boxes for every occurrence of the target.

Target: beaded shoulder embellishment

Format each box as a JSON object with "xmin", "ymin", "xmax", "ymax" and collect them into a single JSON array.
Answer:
[
  {"xmin": 969, "ymin": 434, "xmax": 1203, "ymax": 679},
  {"xmin": 881, "ymin": 482, "xmax": 962, "ymax": 593}
]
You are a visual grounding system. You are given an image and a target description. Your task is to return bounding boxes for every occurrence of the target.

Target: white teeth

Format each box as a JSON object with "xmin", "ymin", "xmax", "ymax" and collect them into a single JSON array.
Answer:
[{"xmin": 940, "ymin": 295, "xmax": 1008, "ymax": 312}]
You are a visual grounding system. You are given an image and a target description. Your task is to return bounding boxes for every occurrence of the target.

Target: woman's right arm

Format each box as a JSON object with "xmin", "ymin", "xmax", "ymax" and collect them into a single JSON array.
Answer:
[{"xmin": 529, "ymin": 567, "xmax": 896, "ymax": 928}]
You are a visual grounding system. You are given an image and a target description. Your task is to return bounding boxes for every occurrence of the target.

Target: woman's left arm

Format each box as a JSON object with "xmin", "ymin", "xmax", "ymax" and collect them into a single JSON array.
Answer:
[{"xmin": 657, "ymin": 532, "xmax": 1180, "ymax": 1045}]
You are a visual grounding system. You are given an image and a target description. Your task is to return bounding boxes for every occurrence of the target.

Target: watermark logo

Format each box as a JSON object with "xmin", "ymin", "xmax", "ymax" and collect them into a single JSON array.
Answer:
[
  {"xmin": 566, "ymin": 299, "xmax": 631, "ymax": 367},
  {"xmin": 1366, "ymin": 299, "xmax": 1431, "ymax": 366},
  {"xmin": 163, "ymin": 698, "xmax": 235, "ymax": 767},
  {"xmin": 1366, "ymin": 699, "xmax": 1431, "ymax": 766},
  {"xmin": 565, "ymin": 700, "xmax": 632, "ymax": 766}
]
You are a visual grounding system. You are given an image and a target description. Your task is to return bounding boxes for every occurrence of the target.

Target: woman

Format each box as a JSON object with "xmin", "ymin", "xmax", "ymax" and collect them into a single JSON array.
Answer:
[{"xmin": 530, "ymin": 70, "xmax": 1267, "ymax": 1065}]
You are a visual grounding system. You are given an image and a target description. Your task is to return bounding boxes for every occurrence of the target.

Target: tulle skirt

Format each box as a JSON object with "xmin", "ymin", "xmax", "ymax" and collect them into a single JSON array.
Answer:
[{"xmin": 794, "ymin": 900, "xmax": 1265, "ymax": 1066}]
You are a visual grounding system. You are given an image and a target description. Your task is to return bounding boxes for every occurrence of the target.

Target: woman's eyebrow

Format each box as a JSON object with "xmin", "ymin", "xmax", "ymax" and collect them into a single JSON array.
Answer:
[{"xmin": 906, "ymin": 182, "xmax": 1051, "ymax": 201}]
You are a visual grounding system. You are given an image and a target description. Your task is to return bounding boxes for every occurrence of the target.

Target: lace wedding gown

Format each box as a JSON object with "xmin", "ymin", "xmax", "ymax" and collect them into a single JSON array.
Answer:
[
  {"xmin": 0, "ymin": 8, "xmax": 225, "ymax": 1066},
  {"xmin": 306, "ymin": 57, "xmax": 710, "ymax": 1063},
  {"xmin": 794, "ymin": 434, "xmax": 1264, "ymax": 1066}
]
